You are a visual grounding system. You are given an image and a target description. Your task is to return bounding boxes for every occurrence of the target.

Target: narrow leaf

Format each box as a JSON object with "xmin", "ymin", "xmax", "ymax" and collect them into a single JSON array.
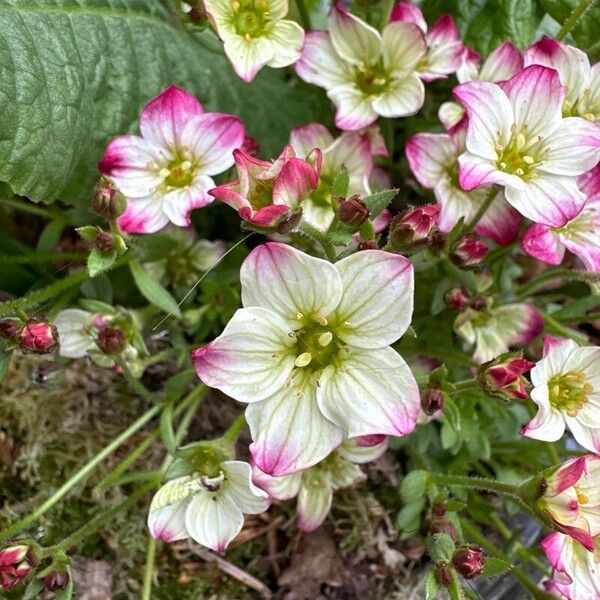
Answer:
[{"xmin": 129, "ymin": 260, "xmax": 182, "ymax": 318}]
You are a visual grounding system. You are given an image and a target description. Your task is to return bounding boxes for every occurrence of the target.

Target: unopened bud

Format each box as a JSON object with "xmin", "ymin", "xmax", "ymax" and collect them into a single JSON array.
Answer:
[
  {"xmin": 435, "ymin": 561, "xmax": 453, "ymax": 587},
  {"xmin": 430, "ymin": 518, "xmax": 457, "ymax": 541},
  {"xmin": 389, "ymin": 204, "xmax": 440, "ymax": 250},
  {"xmin": 357, "ymin": 240, "xmax": 379, "ymax": 251},
  {"xmin": 43, "ymin": 570, "xmax": 69, "ymax": 592},
  {"xmin": 431, "ymin": 503, "xmax": 447, "ymax": 517},
  {"xmin": 95, "ymin": 230, "xmax": 114, "ymax": 252},
  {"xmin": 0, "ymin": 544, "xmax": 33, "ymax": 590},
  {"xmin": 276, "ymin": 210, "xmax": 302, "ymax": 234},
  {"xmin": 470, "ymin": 297, "xmax": 486, "ymax": 311},
  {"xmin": 92, "ymin": 178, "xmax": 127, "ymax": 220},
  {"xmin": 481, "ymin": 357, "xmax": 534, "ymax": 400},
  {"xmin": 445, "ymin": 287, "xmax": 470, "ymax": 311},
  {"xmin": 0, "ymin": 319, "xmax": 22, "ymax": 341},
  {"xmin": 452, "ymin": 545, "xmax": 485, "ymax": 579},
  {"xmin": 338, "ymin": 195, "xmax": 370, "ymax": 227},
  {"xmin": 96, "ymin": 327, "xmax": 125, "ymax": 355},
  {"xmin": 19, "ymin": 320, "xmax": 58, "ymax": 354},
  {"xmin": 422, "ymin": 388, "xmax": 444, "ymax": 415},
  {"xmin": 451, "ymin": 237, "xmax": 488, "ymax": 267}
]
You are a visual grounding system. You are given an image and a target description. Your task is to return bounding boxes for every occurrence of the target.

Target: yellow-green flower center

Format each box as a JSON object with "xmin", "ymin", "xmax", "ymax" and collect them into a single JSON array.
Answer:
[
  {"xmin": 548, "ymin": 371, "xmax": 592, "ymax": 416},
  {"xmin": 355, "ymin": 63, "xmax": 389, "ymax": 97},
  {"xmin": 496, "ymin": 124, "xmax": 548, "ymax": 179},
  {"xmin": 248, "ymin": 181, "xmax": 274, "ymax": 210},
  {"xmin": 309, "ymin": 174, "xmax": 334, "ymax": 208},
  {"xmin": 155, "ymin": 149, "xmax": 197, "ymax": 190},
  {"xmin": 292, "ymin": 315, "xmax": 345, "ymax": 371},
  {"xmin": 232, "ymin": 0, "xmax": 270, "ymax": 39}
]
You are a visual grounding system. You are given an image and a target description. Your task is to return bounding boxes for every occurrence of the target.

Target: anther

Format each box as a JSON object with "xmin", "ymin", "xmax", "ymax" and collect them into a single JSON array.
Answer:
[
  {"xmin": 318, "ymin": 332, "xmax": 333, "ymax": 347},
  {"xmin": 159, "ymin": 168, "xmax": 170, "ymax": 178},
  {"xmin": 515, "ymin": 168, "xmax": 525, "ymax": 176},
  {"xmin": 295, "ymin": 352, "xmax": 312, "ymax": 367},
  {"xmin": 523, "ymin": 155, "xmax": 534, "ymax": 165},
  {"xmin": 315, "ymin": 315, "xmax": 328, "ymax": 326}
]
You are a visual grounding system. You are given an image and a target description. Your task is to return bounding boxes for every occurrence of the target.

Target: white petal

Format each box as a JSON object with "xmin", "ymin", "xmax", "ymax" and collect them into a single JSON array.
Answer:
[
  {"xmin": 405, "ymin": 132, "xmax": 455, "ymax": 189},
  {"xmin": 54, "ymin": 309, "xmax": 94, "ymax": 358},
  {"xmin": 522, "ymin": 386, "xmax": 566, "ymax": 441},
  {"xmin": 221, "ymin": 460, "xmax": 270, "ymax": 514},
  {"xmin": 296, "ymin": 478, "xmax": 333, "ymax": 531},
  {"xmin": 333, "ymin": 250, "xmax": 414, "ymax": 348},
  {"xmin": 329, "ymin": 86, "xmax": 379, "ymax": 131},
  {"xmin": 223, "ymin": 35, "xmax": 275, "ymax": 83},
  {"xmin": 382, "ymin": 21, "xmax": 427, "ymax": 74},
  {"xmin": 148, "ymin": 502, "xmax": 189, "ymax": 543},
  {"xmin": 252, "ymin": 466, "xmax": 302, "ymax": 501},
  {"xmin": 162, "ymin": 176, "xmax": 214, "ymax": 227},
  {"xmin": 338, "ymin": 436, "xmax": 388, "ymax": 464},
  {"xmin": 371, "ymin": 75, "xmax": 425, "ymax": 118},
  {"xmin": 317, "ymin": 347, "xmax": 420, "ymax": 438},
  {"xmin": 265, "ymin": 20, "xmax": 304, "ymax": 68},
  {"xmin": 117, "ymin": 195, "xmax": 170, "ymax": 234},
  {"xmin": 290, "ymin": 124, "xmax": 334, "ymax": 158}
]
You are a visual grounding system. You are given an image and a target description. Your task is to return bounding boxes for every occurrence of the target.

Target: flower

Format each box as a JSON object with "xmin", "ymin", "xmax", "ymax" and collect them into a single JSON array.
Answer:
[
  {"xmin": 209, "ymin": 145, "xmax": 321, "ymax": 227},
  {"xmin": 192, "ymin": 242, "xmax": 419, "ymax": 475},
  {"xmin": 523, "ymin": 337, "xmax": 600, "ymax": 454},
  {"xmin": 451, "ymin": 236, "xmax": 489, "ymax": 266},
  {"xmin": 0, "ymin": 319, "xmax": 22, "ymax": 341},
  {"xmin": 388, "ymin": 204, "xmax": 440, "ymax": 251},
  {"xmin": 455, "ymin": 303, "xmax": 543, "ymax": 364},
  {"xmin": 451, "ymin": 545, "xmax": 486, "ymax": 579},
  {"xmin": 542, "ymin": 532, "xmax": 600, "ymax": 600},
  {"xmin": 99, "ymin": 86, "xmax": 245, "ymax": 234},
  {"xmin": 439, "ymin": 41, "xmax": 523, "ymax": 129},
  {"xmin": 390, "ymin": 2, "xmax": 464, "ymax": 82},
  {"xmin": 537, "ymin": 455, "xmax": 600, "ymax": 550},
  {"xmin": 455, "ymin": 65, "xmax": 600, "ymax": 227},
  {"xmin": 480, "ymin": 356, "xmax": 534, "ymax": 400},
  {"xmin": 0, "ymin": 545, "xmax": 32, "ymax": 590},
  {"xmin": 253, "ymin": 436, "xmax": 387, "ymax": 531},
  {"xmin": 521, "ymin": 195, "xmax": 600, "ymax": 272},
  {"xmin": 295, "ymin": 3, "xmax": 426, "ymax": 131},
  {"xmin": 204, "ymin": 0, "xmax": 304, "ymax": 83},
  {"xmin": 289, "ymin": 123, "xmax": 374, "ymax": 231},
  {"xmin": 406, "ymin": 119, "xmax": 521, "ymax": 245},
  {"xmin": 19, "ymin": 320, "xmax": 58, "ymax": 354},
  {"xmin": 148, "ymin": 460, "xmax": 269, "ymax": 551},
  {"xmin": 525, "ymin": 37, "xmax": 599, "ymax": 123}
]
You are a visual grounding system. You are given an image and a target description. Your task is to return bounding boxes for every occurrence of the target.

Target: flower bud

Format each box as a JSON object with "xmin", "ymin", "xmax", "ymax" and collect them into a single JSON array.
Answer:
[
  {"xmin": 0, "ymin": 544, "xmax": 33, "ymax": 590},
  {"xmin": 96, "ymin": 326, "xmax": 125, "ymax": 355},
  {"xmin": 480, "ymin": 357, "xmax": 534, "ymax": 400},
  {"xmin": 430, "ymin": 518, "xmax": 457, "ymax": 541},
  {"xmin": 43, "ymin": 570, "xmax": 69, "ymax": 592},
  {"xmin": 357, "ymin": 240, "xmax": 379, "ymax": 251},
  {"xmin": 451, "ymin": 237, "xmax": 489, "ymax": 267},
  {"xmin": 19, "ymin": 320, "xmax": 58, "ymax": 354},
  {"xmin": 95, "ymin": 230, "xmax": 114, "ymax": 252},
  {"xmin": 431, "ymin": 503, "xmax": 447, "ymax": 517},
  {"xmin": 421, "ymin": 387, "xmax": 444, "ymax": 415},
  {"xmin": 435, "ymin": 561, "xmax": 453, "ymax": 587},
  {"xmin": 452, "ymin": 545, "xmax": 485, "ymax": 579},
  {"xmin": 92, "ymin": 178, "xmax": 127, "ymax": 220},
  {"xmin": 0, "ymin": 319, "xmax": 22, "ymax": 341},
  {"xmin": 338, "ymin": 195, "xmax": 370, "ymax": 227},
  {"xmin": 276, "ymin": 210, "xmax": 302, "ymax": 234},
  {"xmin": 389, "ymin": 204, "xmax": 440, "ymax": 251},
  {"xmin": 444, "ymin": 287, "xmax": 470, "ymax": 311}
]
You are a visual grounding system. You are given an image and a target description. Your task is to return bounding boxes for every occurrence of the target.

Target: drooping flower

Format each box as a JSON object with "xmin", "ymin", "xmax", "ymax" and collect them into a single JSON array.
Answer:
[
  {"xmin": 405, "ymin": 118, "xmax": 520, "ymax": 245},
  {"xmin": 209, "ymin": 145, "xmax": 321, "ymax": 227},
  {"xmin": 480, "ymin": 356, "xmax": 535, "ymax": 400},
  {"xmin": 542, "ymin": 532, "xmax": 600, "ymax": 600},
  {"xmin": 204, "ymin": 0, "xmax": 304, "ymax": 83},
  {"xmin": 537, "ymin": 455, "xmax": 600, "ymax": 550},
  {"xmin": 289, "ymin": 124, "xmax": 374, "ymax": 231},
  {"xmin": 455, "ymin": 65, "xmax": 600, "ymax": 226},
  {"xmin": 439, "ymin": 41, "xmax": 523, "ymax": 129},
  {"xmin": 295, "ymin": 4, "xmax": 427, "ymax": 131},
  {"xmin": 525, "ymin": 37, "xmax": 600, "ymax": 123},
  {"xmin": 390, "ymin": 2, "xmax": 464, "ymax": 82},
  {"xmin": 455, "ymin": 302, "xmax": 543, "ymax": 364},
  {"xmin": 253, "ymin": 436, "xmax": 387, "ymax": 531},
  {"xmin": 521, "ymin": 195, "xmax": 600, "ymax": 273},
  {"xmin": 99, "ymin": 86, "xmax": 245, "ymax": 234},
  {"xmin": 148, "ymin": 460, "xmax": 269, "ymax": 551},
  {"xmin": 192, "ymin": 243, "xmax": 419, "ymax": 476},
  {"xmin": 0, "ymin": 545, "xmax": 32, "ymax": 590},
  {"xmin": 523, "ymin": 337, "xmax": 600, "ymax": 455}
]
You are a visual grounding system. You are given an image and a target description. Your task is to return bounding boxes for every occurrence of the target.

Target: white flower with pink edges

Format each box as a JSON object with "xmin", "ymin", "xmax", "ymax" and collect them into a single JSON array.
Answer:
[
  {"xmin": 99, "ymin": 86, "xmax": 245, "ymax": 234},
  {"xmin": 253, "ymin": 435, "xmax": 387, "ymax": 531},
  {"xmin": 523, "ymin": 337, "xmax": 600, "ymax": 455},
  {"xmin": 192, "ymin": 243, "xmax": 419, "ymax": 476},
  {"xmin": 390, "ymin": 2, "xmax": 464, "ymax": 82},
  {"xmin": 295, "ymin": 3, "xmax": 426, "ymax": 131},
  {"xmin": 406, "ymin": 118, "xmax": 520, "ymax": 245},
  {"xmin": 203, "ymin": 0, "xmax": 304, "ymax": 83},
  {"xmin": 454, "ymin": 65, "xmax": 600, "ymax": 227},
  {"xmin": 147, "ymin": 460, "xmax": 269, "ymax": 552}
]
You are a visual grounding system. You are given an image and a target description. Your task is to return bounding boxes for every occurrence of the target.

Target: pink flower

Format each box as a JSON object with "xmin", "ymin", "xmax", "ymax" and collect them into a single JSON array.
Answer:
[
  {"xmin": 455, "ymin": 65, "xmax": 600, "ymax": 227},
  {"xmin": 0, "ymin": 545, "xmax": 32, "ymax": 590},
  {"xmin": 406, "ymin": 119, "xmax": 521, "ymax": 245},
  {"xmin": 99, "ymin": 86, "xmax": 245, "ymax": 234},
  {"xmin": 389, "ymin": 204, "xmax": 440, "ymax": 250},
  {"xmin": 451, "ymin": 236, "xmax": 489, "ymax": 266},
  {"xmin": 481, "ymin": 356, "xmax": 534, "ymax": 400},
  {"xmin": 390, "ymin": 2, "xmax": 464, "ymax": 82},
  {"xmin": 19, "ymin": 320, "xmax": 58, "ymax": 354},
  {"xmin": 209, "ymin": 145, "xmax": 322, "ymax": 227}
]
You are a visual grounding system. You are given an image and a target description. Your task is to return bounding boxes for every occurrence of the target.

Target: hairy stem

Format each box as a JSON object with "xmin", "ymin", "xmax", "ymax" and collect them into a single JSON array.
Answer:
[
  {"xmin": 556, "ymin": 0, "xmax": 598, "ymax": 40},
  {"xmin": 431, "ymin": 473, "xmax": 520, "ymax": 496},
  {"xmin": 295, "ymin": 0, "xmax": 311, "ymax": 30},
  {"xmin": 300, "ymin": 222, "xmax": 338, "ymax": 262},
  {"xmin": 463, "ymin": 187, "xmax": 497, "ymax": 235},
  {"xmin": 379, "ymin": 0, "xmax": 394, "ymax": 30}
]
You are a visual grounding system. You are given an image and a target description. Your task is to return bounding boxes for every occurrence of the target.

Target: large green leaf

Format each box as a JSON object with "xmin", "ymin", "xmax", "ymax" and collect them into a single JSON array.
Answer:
[{"xmin": 0, "ymin": 0, "xmax": 329, "ymax": 205}]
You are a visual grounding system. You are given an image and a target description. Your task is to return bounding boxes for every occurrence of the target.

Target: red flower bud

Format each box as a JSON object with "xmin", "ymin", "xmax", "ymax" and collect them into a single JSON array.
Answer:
[
  {"xmin": 451, "ymin": 237, "xmax": 488, "ymax": 267},
  {"xmin": 92, "ymin": 178, "xmax": 127, "ymax": 220},
  {"xmin": 431, "ymin": 503, "xmax": 447, "ymax": 517},
  {"xmin": 481, "ymin": 357, "xmax": 534, "ymax": 400},
  {"xmin": 452, "ymin": 545, "xmax": 485, "ymax": 579},
  {"xmin": 0, "ymin": 319, "xmax": 22, "ymax": 341},
  {"xmin": 389, "ymin": 204, "xmax": 440, "ymax": 251},
  {"xmin": 95, "ymin": 230, "xmax": 114, "ymax": 252},
  {"xmin": 421, "ymin": 388, "xmax": 444, "ymax": 415},
  {"xmin": 435, "ymin": 562, "xmax": 453, "ymax": 587},
  {"xmin": 444, "ymin": 287, "xmax": 470, "ymax": 311},
  {"xmin": 43, "ymin": 570, "xmax": 69, "ymax": 592},
  {"xmin": 19, "ymin": 320, "xmax": 58, "ymax": 354},
  {"xmin": 357, "ymin": 240, "xmax": 379, "ymax": 251},
  {"xmin": 0, "ymin": 545, "xmax": 33, "ymax": 590},
  {"xmin": 429, "ymin": 518, "xmax": 457, "ymax": 541},
  {"xmin": 338, "ymin": 195, "xmax": 370, "ymax": 227},
  {"xmin": 96, "ymin": 327, "xmax": 125, "ymax": 355}
]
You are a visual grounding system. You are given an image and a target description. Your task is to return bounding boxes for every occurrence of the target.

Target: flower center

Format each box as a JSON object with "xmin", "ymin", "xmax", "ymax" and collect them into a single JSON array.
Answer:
[
  {"xmin": 232, "ymin": 0, "xmax": 269, "ymax": 39},
  {"xmin": 248, "ymin": 181, "xmax": 274, "ymax": 210},
  {"xmin": 309, "ymin": 174, "xmax": 334, "ymax": 208},
  {"xmin": 496, "ymin": 124, "xmax": 547, "ymax": 179},
  {"xmin": 548, "ymin": 371, "xmax": 592, "ymax": 416},
  {"xmin": 198, "ymin": 472, "xmax": 225, "ymax": 492},
  {"xmin": 155, "ymin": 149, "xmax": 197, "ymax": 190},
  {"xmin": 355, "ymin": 63, "xmax": 389, "ymax": 97},
  {"xmin": 291, "ymin": 315, "xmax": 345, "ymax": 371}
]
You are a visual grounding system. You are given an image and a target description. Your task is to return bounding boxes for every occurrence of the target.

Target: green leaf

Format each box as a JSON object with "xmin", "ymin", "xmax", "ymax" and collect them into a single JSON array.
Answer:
[
  {"xmin": 160, "ymin": 402, "xmax": 177, "ymax": 455},
  {"xmin": 331, "ymin": 166, "xmax": 349, "ymax": 198},
  {"xmin": 362, "ymin": 189, "xmax": 398, "ymax": 219},
  {"xmin": 428, "ymin": 532, "xmax": 456, "ymax": 562},
  {"xmin": 0, "ymin": 1, "xmax": 329, "ymax": 205},
  {"xmin": 0, "ymin": 350, "xmax": 13, "ymax": 382},
  {"xmin": 130, "ymin": 233, "xmax": 181, "ymax": 263},
  {"xmin": 425, "ymin": 570, "xmax": 442, "ymax": 600},
  {"xmin": 129, "ymin": 259, "xmax": 182, "ymax": 317},
  {"xmin": 396, "ymin": 498, "xmax": 425, "ymax": 535},
  {"xmin": 443, "ymin": 396, "xmax": 462, "ymax": 432},
  {"xmin": 552, "ymin": 295, "xmax": 600, "ymax": 321},
  {"xmin": 78, "ymin": 299, "xmax": 116, "ymax": 314},
  {"xmin": 37, "ymin": 219, "xmax": 65, "ymax": 252},
  {"xmin": 400, "ymin": 469, "xmax": 430, "ymax": 501},
  {"xmin": 483, "ymin": 556, "xmax": 512, "ymax": 577},
  {"xmin": 23, "ymin": 578, "xmax": 45, "ymax": 600},
  {"xmin": 76, "ymin": 226, "xmax": 98, "ymax": 242},
  {"xmin": 87, "ymin": 248, "xmax": 117, "ymax": 278}
]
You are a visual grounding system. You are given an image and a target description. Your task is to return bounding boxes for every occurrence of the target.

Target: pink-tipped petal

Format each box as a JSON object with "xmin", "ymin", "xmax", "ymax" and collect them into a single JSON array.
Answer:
[
  {"xmin": 272, "ymin": 155, "xmax": 320, "ymax": 207},
  {"xmin": 405, "ymin": 132, "xmax": 455, "ymax": 189},
  {"xmin": 240, "ymin": 204, "xmax": 290, "ymax": 226},
  {"xmin": 389, "ymin": 2, "xmax": 427, "ymax": 31},
  {"xmin": 117, "ymin": 196, "xmax": 170, "ymax": 234},
  {"xmin": 458, "ymin": 152, "xmax": 514, "ymax": 191},
  {"xmin": 290, "ymin": 123, "xmax": 334, "ymax": 157},
  {"xmin": 475, "ymin": 190, "xmax": 521, "ymax": 245},
  {"xmin": 221, "ymin": 460, "xmax": 270, "ymax": 514},
  {"xmin": 148, "ymin": 502, "xmax": 189, "ymax": 543},
  {"xmin": 480, "ymin": 41, "xmax": 524, "ymax": 82},
  {"xmin": 296, "ymin": 483, "xmax": 333, "ymax": 532},
  {"xmin": 330, "ymin": 86, "xmax": 379, "ymax": 131},
  {"xmin": 252, "ymin": 466, "xmax": 302, "ymax": 501},
  {"xmin": 382, "ymin": 21, "xmax": 427, "ymax": 73},
  {"xmin": 521, "ymin": 223, "xmax": 566, "ymax": 265},
  {"xmin": 223, "ymin": 35, "xmax": 274, "ymax": 83},
  {"xmin": 162, "ymin": 177, "xmax": 215, "ymax": 227}
]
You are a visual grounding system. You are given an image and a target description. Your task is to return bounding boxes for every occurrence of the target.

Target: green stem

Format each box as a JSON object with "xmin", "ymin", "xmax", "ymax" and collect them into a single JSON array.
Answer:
[
  {"xmin": 295, "ymin": 0, "xmax": 311, "ymax": 30},
  {"xmin": 431, "ymin": 473, "xmax": 519, "ymax": 496},
  {"xmin": 546, "ymin": 442, "xmax": 561, "ymax": 465},
  {"xmin": 451, "ymin": 378, "xmax": 480, "ymax": 393},
  {"xmin": 141, "ymin": 537, "xmax": 157, "ymax": 600},
  {"xmin": 556, "ymin": 0, "xmax": 598, "ymax": 40},
  {"xmin": 1, "ymin": 196, "xmax": 61, "ymax": 220},
  {"xmin": 379, "ymin": 0, "xmax": 394, "ymax": 30},
  {"xmin": 118, "ymin": 359, "xmax": 156, "ymax": 402},
  {"xmin": 542, "ymin": 313, "xmax": 589, "ymax": 345},
  {"xmin": 463, "ymin": 187, "xmax": 498, "ymax": 235},
  {"xmin": 514, "ymin": 268, "xmax": 600, "ymax": 300},
  {"xmin": 223, "ymin": 412, "xmax": 247, "ymax": 444},
  {"xmin": 0, "ymin": 252, "xmax": 87, "ymax": 264},
  {"xmin": 0, "ymin": 403, "xmax": 162, "ymax": 543},
  {"xmin": 300, "ymin": 222, "xmax": 338, "ymax": 262}
]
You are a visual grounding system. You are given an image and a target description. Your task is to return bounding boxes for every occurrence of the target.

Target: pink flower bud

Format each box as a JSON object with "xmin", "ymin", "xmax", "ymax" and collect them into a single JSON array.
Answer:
[
  {"xmin": 241, "ymin": 135, "xmax": 259, "ymax": 156},
  {"xmin": 338, "ymin": 195, "xmax": 370, "ymax": 227},
  {"xmin": 19, "ymin": 320, "xmax": 58, "ymax": 354},
  {"xmin": 0, "ymin": 545, "xmax": 28, "ymax": 566},
  {"xmin": 0, "ymin": 545, "xmax": 32, "ymax": 590},
  {"xmin": 0, "ymin": 319, "xmax": 22, "ymax": 341},
  {"xmin": 444, "ymin": 287, "xmax": 470, "ymax": 311},
  {"xmin": 451, "ymin": 237, "xmax": 489, "ymax": 267},
  {"xmin": 422, "ymin": 388, "xmax": 444, "ymax": 415},
  {"xmin": 43, "ymin": 570, "xmax": 69, "ymax": 592},
  {"xmin": 390, "ymin": 204, "xmax": 440, "ymax": 249},
  {"xmin": 92, "ymin": 178, "xmax": 127, "ymax": 220},
  {"xmin": 95, "ymin": 230, "xmax": 114, "ymax": 252},
  {"xmin": 96, "ymin": 327, "xmax": 125, "ymax": 355},
  {"xmin": 452, "ymin": 545, "xmax": 485, "ymax": 579},
  {"xmin": 482, "ymin": 357, "xmax": 534, "ymax": 400}
]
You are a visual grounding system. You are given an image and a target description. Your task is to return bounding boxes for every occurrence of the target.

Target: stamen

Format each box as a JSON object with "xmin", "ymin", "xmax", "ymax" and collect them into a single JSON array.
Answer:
[
  {"xmin": 295, "ymin": 352, "xmax": 312, "ymax": 367},
  {"xmin": 515, "ymin": 168, "xmax": 525, "ymax": 176},
  {"xmin": 231, "ymin": 0, "xmax": 240, "ymax": 9},
  {"xmin": 159, "ymin": 168, "xmax": 170, "ymax": 178},
  {"xmin": 318, "ymin": 332, "xmax": 333, "ymax": 347},
  {"xmin": 315, "ymin": 315, "xmax": 328, "ymax": 326},
  {"xmin": 296, "ymin": 312, "xmax": 303, "ymax": 320},
  {"xmin": 523, "ymin": 155, "xmax": 534, "ymax": 165}
]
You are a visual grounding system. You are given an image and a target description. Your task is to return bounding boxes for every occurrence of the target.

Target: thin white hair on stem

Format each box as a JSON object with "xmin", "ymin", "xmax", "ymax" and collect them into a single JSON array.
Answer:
[{"xmin": 152, "ymin": 232, "xmax": 255, "ymax": 331}]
